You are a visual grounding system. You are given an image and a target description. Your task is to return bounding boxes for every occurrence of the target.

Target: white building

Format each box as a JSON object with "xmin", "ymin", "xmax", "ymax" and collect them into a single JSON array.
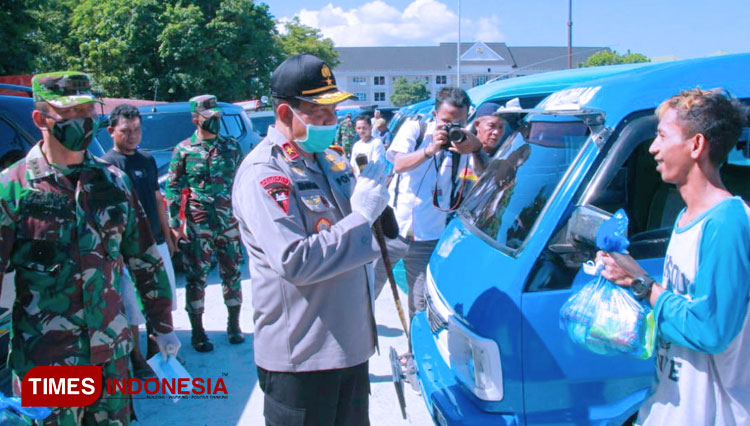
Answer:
[{"xmin": 334, "ymin": 41, "xmax": 607, "ymax": 107}]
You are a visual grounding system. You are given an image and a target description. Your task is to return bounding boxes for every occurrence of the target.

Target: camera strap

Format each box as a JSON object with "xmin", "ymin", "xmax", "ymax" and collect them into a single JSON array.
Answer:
[{"xmin": 431, "ymin": 152, "xmax": 468, "ymax": 213}]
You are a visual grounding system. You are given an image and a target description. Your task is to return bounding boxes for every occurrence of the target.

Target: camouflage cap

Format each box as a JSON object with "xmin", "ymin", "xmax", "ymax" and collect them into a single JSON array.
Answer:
[
  {"xmin": 189, "ymin": 94, "xmax": 221, "ymax": 118},
  {"xmin": 32, "ymin": 71, "xmax": 103, "ymax": 108}
]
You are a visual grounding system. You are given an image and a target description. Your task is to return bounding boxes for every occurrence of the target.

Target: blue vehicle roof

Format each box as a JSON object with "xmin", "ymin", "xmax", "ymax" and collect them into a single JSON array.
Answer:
[
  {"xmin": 467, "ymin": 62, "xmax": 654, "ymax": 107},
  {"xmin": 138, "ymin": 101, "xmax": 242, "ymax": 114},
  {"xmin": 400, "ymin": 98, "xmax": 433, "ymax": 115},
  {"xmin": 557, "ymin": 53, "xmax": 750, "ymax": 127},
  {"xmin": 391, "ymin": 63, "xmax": 654, "ymax": 122}
]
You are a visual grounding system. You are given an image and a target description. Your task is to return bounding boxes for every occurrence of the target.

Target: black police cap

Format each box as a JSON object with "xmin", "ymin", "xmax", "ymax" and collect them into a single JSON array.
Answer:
[{"xmin": 270, "ymin": 54, "xmax": 357, "ymax": 105}]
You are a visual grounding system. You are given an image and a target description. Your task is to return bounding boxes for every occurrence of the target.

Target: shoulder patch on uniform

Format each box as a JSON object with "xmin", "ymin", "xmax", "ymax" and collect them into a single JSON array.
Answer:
[
  {"xmin": 315, "ymin": 217, "xmax": 332, "ymax": 233},
  {"xmin": 260, "ymin": 175, "xmax": 291, "ymax": 214},
  {"xmin": 281, "ymin": 142, "xmax": 300, "ymax": 162}
]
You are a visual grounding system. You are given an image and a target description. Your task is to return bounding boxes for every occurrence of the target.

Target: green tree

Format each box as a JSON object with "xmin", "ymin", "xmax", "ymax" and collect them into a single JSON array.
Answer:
[
  {"xmin": 0, "ymin": 0, "xmax": 40, "ymax": 74},
  {"xmin": 390, "ymin": 77, "xmax": 430, "ymax": 107},
  {"xmin": 72, "ymin": 0, "xmax": 164, "ymax": 98},
  {"xmin": 156, "ymin": 0, "xmax": 280, "ymax": 100},
  {"xmin": 579, "ymin": 49, "xmax": 650, "ymax": 67},
  {"xmin": 277, "ymin": 16, "xmax": 339, "ymax": 67},
  {"xmin": 29, "ymin": 0, "xmax": 81, "ymax": 72}
]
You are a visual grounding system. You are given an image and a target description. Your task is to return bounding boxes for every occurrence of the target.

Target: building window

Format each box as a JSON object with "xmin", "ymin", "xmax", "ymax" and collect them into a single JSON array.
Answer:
[
  {"xmin": 374, "ymin": 76, "xmax": 385, "ymax": 85},
  {"xmin": 374, "ymin": 92, "xmax": 385, "ymax": 102},
  {"xmin": 436, "ymin": 75, "xmax": 447, "ymax": 85},
  {"xmin": 352, "ymin": 76, "xmax": 366, "ymax": 84},
  {"xmin": 355, "ymin": 93, "xmax": 367, "ymax": 101},
  {"xmin": 472, "ymin": 76, "xmax": 490, "ymax": 87}
]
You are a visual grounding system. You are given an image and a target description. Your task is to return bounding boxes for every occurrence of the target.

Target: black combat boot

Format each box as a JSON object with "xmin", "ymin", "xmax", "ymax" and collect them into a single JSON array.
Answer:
[
  {"xmin": 227, "ymin": 306, "xmax": 245, "ymax": 344},
  {"xmin": 188, "ymin": 313, "xmax": 214, "ymax": 352}
]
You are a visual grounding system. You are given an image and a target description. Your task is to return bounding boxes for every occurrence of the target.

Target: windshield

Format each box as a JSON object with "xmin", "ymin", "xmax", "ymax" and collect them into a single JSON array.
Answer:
[
  {"xmin": 98, "ymin": 111, "xmax": 246, "ymax": 152},
  {"xmin": 459, "ymin": 117, "xmax": 590, "ymax": 253},
  {"xmin": 250, "ymin": 114, "xmax": 274, "ymax": 137},
  {"xmin": 140, "ymin": 114, "xmax": 196, "ymax": 150}
]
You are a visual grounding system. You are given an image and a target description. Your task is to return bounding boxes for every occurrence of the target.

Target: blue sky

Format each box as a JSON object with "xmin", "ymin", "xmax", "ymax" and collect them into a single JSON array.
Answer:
[{"xmin": 262, "ymin": 0, "xmax": 750, "ymax": 59}]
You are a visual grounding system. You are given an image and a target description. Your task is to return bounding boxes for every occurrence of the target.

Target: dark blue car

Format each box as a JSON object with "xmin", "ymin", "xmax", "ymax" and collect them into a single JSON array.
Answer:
[{"xmin": 96, "ymin": 101, "xmax": 260, "ymax": 182}]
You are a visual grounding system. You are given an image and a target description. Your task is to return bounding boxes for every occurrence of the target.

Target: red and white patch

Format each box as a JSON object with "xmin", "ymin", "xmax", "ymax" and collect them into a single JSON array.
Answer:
[
  {"xmin": 260, "ymin": 175, "xmax": 291, "ymax": 214},
  {"xmin": 281, "ymin": 142, "xmax": 300, "ymax": 161},
  {"xmin": 315, "ymin": 218, "xmax": 332, "ymax": 232}
]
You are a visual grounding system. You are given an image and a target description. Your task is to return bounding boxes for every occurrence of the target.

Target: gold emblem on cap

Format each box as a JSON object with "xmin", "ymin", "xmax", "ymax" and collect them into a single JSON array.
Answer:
[{"xmin": 321, "ymin": 65, "xmax": 333, "ymax": 85}]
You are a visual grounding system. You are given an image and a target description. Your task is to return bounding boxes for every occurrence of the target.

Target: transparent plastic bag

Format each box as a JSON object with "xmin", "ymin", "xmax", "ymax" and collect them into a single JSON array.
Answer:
[
  {"xmin": 559, "ymin": 209, "xmax": 656, "ymax": 359},
  {"xmin": 560, "ymin": 276, "xmax": 656, "ymax": 358},
  {"xmin": 0, "ymin": 392, "xmax": 52, "ymax": 425}
]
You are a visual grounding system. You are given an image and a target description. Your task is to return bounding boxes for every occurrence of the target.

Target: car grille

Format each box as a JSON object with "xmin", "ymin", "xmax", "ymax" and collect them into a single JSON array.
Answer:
[{"xmin": 426, "ymin": 295, "xmax": 448, "ymax": 334}]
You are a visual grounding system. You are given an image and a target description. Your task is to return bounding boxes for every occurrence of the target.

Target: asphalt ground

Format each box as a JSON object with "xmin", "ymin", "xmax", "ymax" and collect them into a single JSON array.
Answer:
[{"xmin": 130, "ymin": 259, "xmax": 435, "ymax": 426}]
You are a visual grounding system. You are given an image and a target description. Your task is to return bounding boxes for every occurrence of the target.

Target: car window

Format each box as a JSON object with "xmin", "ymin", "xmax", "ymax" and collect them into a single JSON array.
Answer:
[
  {"xmin": 139, "ymin": 114, "xmax": 195, "ymax": 151},
  {"xmin": 0, "ymin": 117, "xmax": 28, "ymax": 170},
  {"xmin": 250, "ymin": 115, "xmax": 274, "ymax": 137},
  {"xmin": 221, "ymin": 114, "xmax": 245, "ymax": 139}
]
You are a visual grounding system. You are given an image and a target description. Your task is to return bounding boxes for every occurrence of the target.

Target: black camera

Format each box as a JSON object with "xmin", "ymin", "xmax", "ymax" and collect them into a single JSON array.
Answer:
[{"xmin": 440, "ymin": 122, "xmax": 466, "ymax": 150}]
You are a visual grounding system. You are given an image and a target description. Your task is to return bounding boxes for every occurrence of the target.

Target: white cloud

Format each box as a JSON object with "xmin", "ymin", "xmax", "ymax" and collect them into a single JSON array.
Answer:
[{"xmin": 283, "ymin": 0, "xmax": 505, "ymax": 47}]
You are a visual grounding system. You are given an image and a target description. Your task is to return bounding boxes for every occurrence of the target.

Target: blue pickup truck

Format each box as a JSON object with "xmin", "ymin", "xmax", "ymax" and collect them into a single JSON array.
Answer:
[{"xmin": 410, "ymin": 53, "xmax": 750, "ymax": 425}]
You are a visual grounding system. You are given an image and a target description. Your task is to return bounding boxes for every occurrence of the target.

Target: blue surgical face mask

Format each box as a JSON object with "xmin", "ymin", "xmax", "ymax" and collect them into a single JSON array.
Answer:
[{"xmin": 290, "ymin": 108, "xmax": 337, "ymax": 153}]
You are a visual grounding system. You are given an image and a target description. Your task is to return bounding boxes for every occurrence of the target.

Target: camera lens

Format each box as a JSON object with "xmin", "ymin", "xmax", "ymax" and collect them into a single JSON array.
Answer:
[{"xmin": 448, "ymin": 127, "xmax": 466, "ymax": 143}]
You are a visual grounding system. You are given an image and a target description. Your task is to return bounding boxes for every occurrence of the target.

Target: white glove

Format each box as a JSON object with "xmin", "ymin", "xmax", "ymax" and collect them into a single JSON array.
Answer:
[
  {"xmin": 151, "ymin": 331, "xmax": 181, "ymax": 361},
  {"xmin": 351, "ymin": 161, "xmax": 389, "ymax": 226}
]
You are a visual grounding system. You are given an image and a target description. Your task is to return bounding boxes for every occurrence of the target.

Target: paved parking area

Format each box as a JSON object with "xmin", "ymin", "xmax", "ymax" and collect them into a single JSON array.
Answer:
[{"xmin": 131, "ymin": 265, "xmax": 434, "ymax": 425}]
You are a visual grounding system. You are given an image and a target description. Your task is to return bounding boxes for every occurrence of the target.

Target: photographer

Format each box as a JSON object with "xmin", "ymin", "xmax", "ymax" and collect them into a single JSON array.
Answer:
[{"xmin": 373, "ymin": 88, "xmax": 482, "ymax": 323}]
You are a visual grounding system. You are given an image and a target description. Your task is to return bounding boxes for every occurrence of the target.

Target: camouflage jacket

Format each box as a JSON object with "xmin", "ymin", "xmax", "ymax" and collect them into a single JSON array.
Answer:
[
  {"xmin": 0, "ymin": 143, "xmax": 174, "ymax": 377},
  {"xmin": 166, "ymin": 133, "xmax": 241, "ymax": 230},
  {"xmin": 335, "ymin": 120, "xmax": 356, "ymax": 146}
]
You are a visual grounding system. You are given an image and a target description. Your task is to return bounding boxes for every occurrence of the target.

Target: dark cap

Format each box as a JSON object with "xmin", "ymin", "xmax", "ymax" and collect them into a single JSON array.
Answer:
[
  {"xmin": 474, "ymin": 102, "xmax": 502, "ymax": 119},
  {"xmin": 271, "ymin": 54, "xmax": 356, "ymax": 105}
]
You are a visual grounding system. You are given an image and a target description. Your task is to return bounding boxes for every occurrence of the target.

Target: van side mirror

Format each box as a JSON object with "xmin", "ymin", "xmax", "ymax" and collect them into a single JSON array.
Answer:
[
  {"xmin": 548, "ymin": 205, "xmax": 612, "ymax": 254},
  {"xmin": 567, "ymin": 205, "xmax": 612, "ymax": 247}
]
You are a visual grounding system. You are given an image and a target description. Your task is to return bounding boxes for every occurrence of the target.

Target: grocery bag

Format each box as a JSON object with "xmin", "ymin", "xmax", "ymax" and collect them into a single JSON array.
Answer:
[{"xmin": 559, "ymin": 209, "xmax": 656, "ymax": 359}]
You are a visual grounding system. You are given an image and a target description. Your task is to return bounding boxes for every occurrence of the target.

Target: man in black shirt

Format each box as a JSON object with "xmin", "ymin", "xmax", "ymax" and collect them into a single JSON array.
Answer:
[{"xmin": 103, "ymin": 104, "xmax": 177, "ymax": 377}]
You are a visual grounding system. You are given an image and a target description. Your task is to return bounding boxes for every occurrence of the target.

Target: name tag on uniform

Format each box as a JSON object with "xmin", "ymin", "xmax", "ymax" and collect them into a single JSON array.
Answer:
[{"xmin": 19, "ymin": 191, "xmax": 73, "ymax": 219}]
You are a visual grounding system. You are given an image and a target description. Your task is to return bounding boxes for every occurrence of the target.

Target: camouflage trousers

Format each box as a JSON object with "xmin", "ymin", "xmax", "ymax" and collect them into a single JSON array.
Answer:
[
  {"xmin": 184, "ymin": 221, "xmax": 243, "ymax": 314},
  {"xmin": 35, "ymin": 356, "xmax": 131, "ymax": 426}
]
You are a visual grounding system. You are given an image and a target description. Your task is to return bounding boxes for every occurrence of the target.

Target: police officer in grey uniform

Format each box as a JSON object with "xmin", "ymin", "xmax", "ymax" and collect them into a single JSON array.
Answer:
[{"xmin": 232, "ymin": 54, "xmax": 390, "ymax": 425}]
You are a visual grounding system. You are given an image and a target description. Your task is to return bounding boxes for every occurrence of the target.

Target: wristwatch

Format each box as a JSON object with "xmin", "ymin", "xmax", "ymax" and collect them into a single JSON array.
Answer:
[{"xmin": 631, "ymin": 275, "xmax": 655, "ymax": 300}]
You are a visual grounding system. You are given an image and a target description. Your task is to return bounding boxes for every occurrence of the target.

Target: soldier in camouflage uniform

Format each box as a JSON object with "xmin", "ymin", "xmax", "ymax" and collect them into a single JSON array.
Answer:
[
  {"xmin": 0, "ymin": 71, "xmax": 180, "ymax": 425},
  {"xmin": 335, "ymin": 113, "xmax": 356, "ymax": 157},
  {"xmin": 166, "ymin": 95, "xmax": 244, "ymax": 352}
]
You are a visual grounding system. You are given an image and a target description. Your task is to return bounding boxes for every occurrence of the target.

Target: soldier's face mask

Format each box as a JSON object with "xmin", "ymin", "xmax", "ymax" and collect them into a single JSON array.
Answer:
[
  {"xmin": 42, "ymin": 113, "xmax": 99, "ymax": 152},
  {"xmin": 200, "ymin": 116, "xmax": 220, "ymax": 135},
  {"xmin": 290, "ymin": 107, "xmax": 337, "ymax": 153}
]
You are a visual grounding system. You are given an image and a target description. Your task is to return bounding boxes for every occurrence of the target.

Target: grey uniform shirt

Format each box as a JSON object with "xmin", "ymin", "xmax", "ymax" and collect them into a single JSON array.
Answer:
[{"xmin": 232, "ymin": 127, "xmax": 380, "ymax": 372}]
